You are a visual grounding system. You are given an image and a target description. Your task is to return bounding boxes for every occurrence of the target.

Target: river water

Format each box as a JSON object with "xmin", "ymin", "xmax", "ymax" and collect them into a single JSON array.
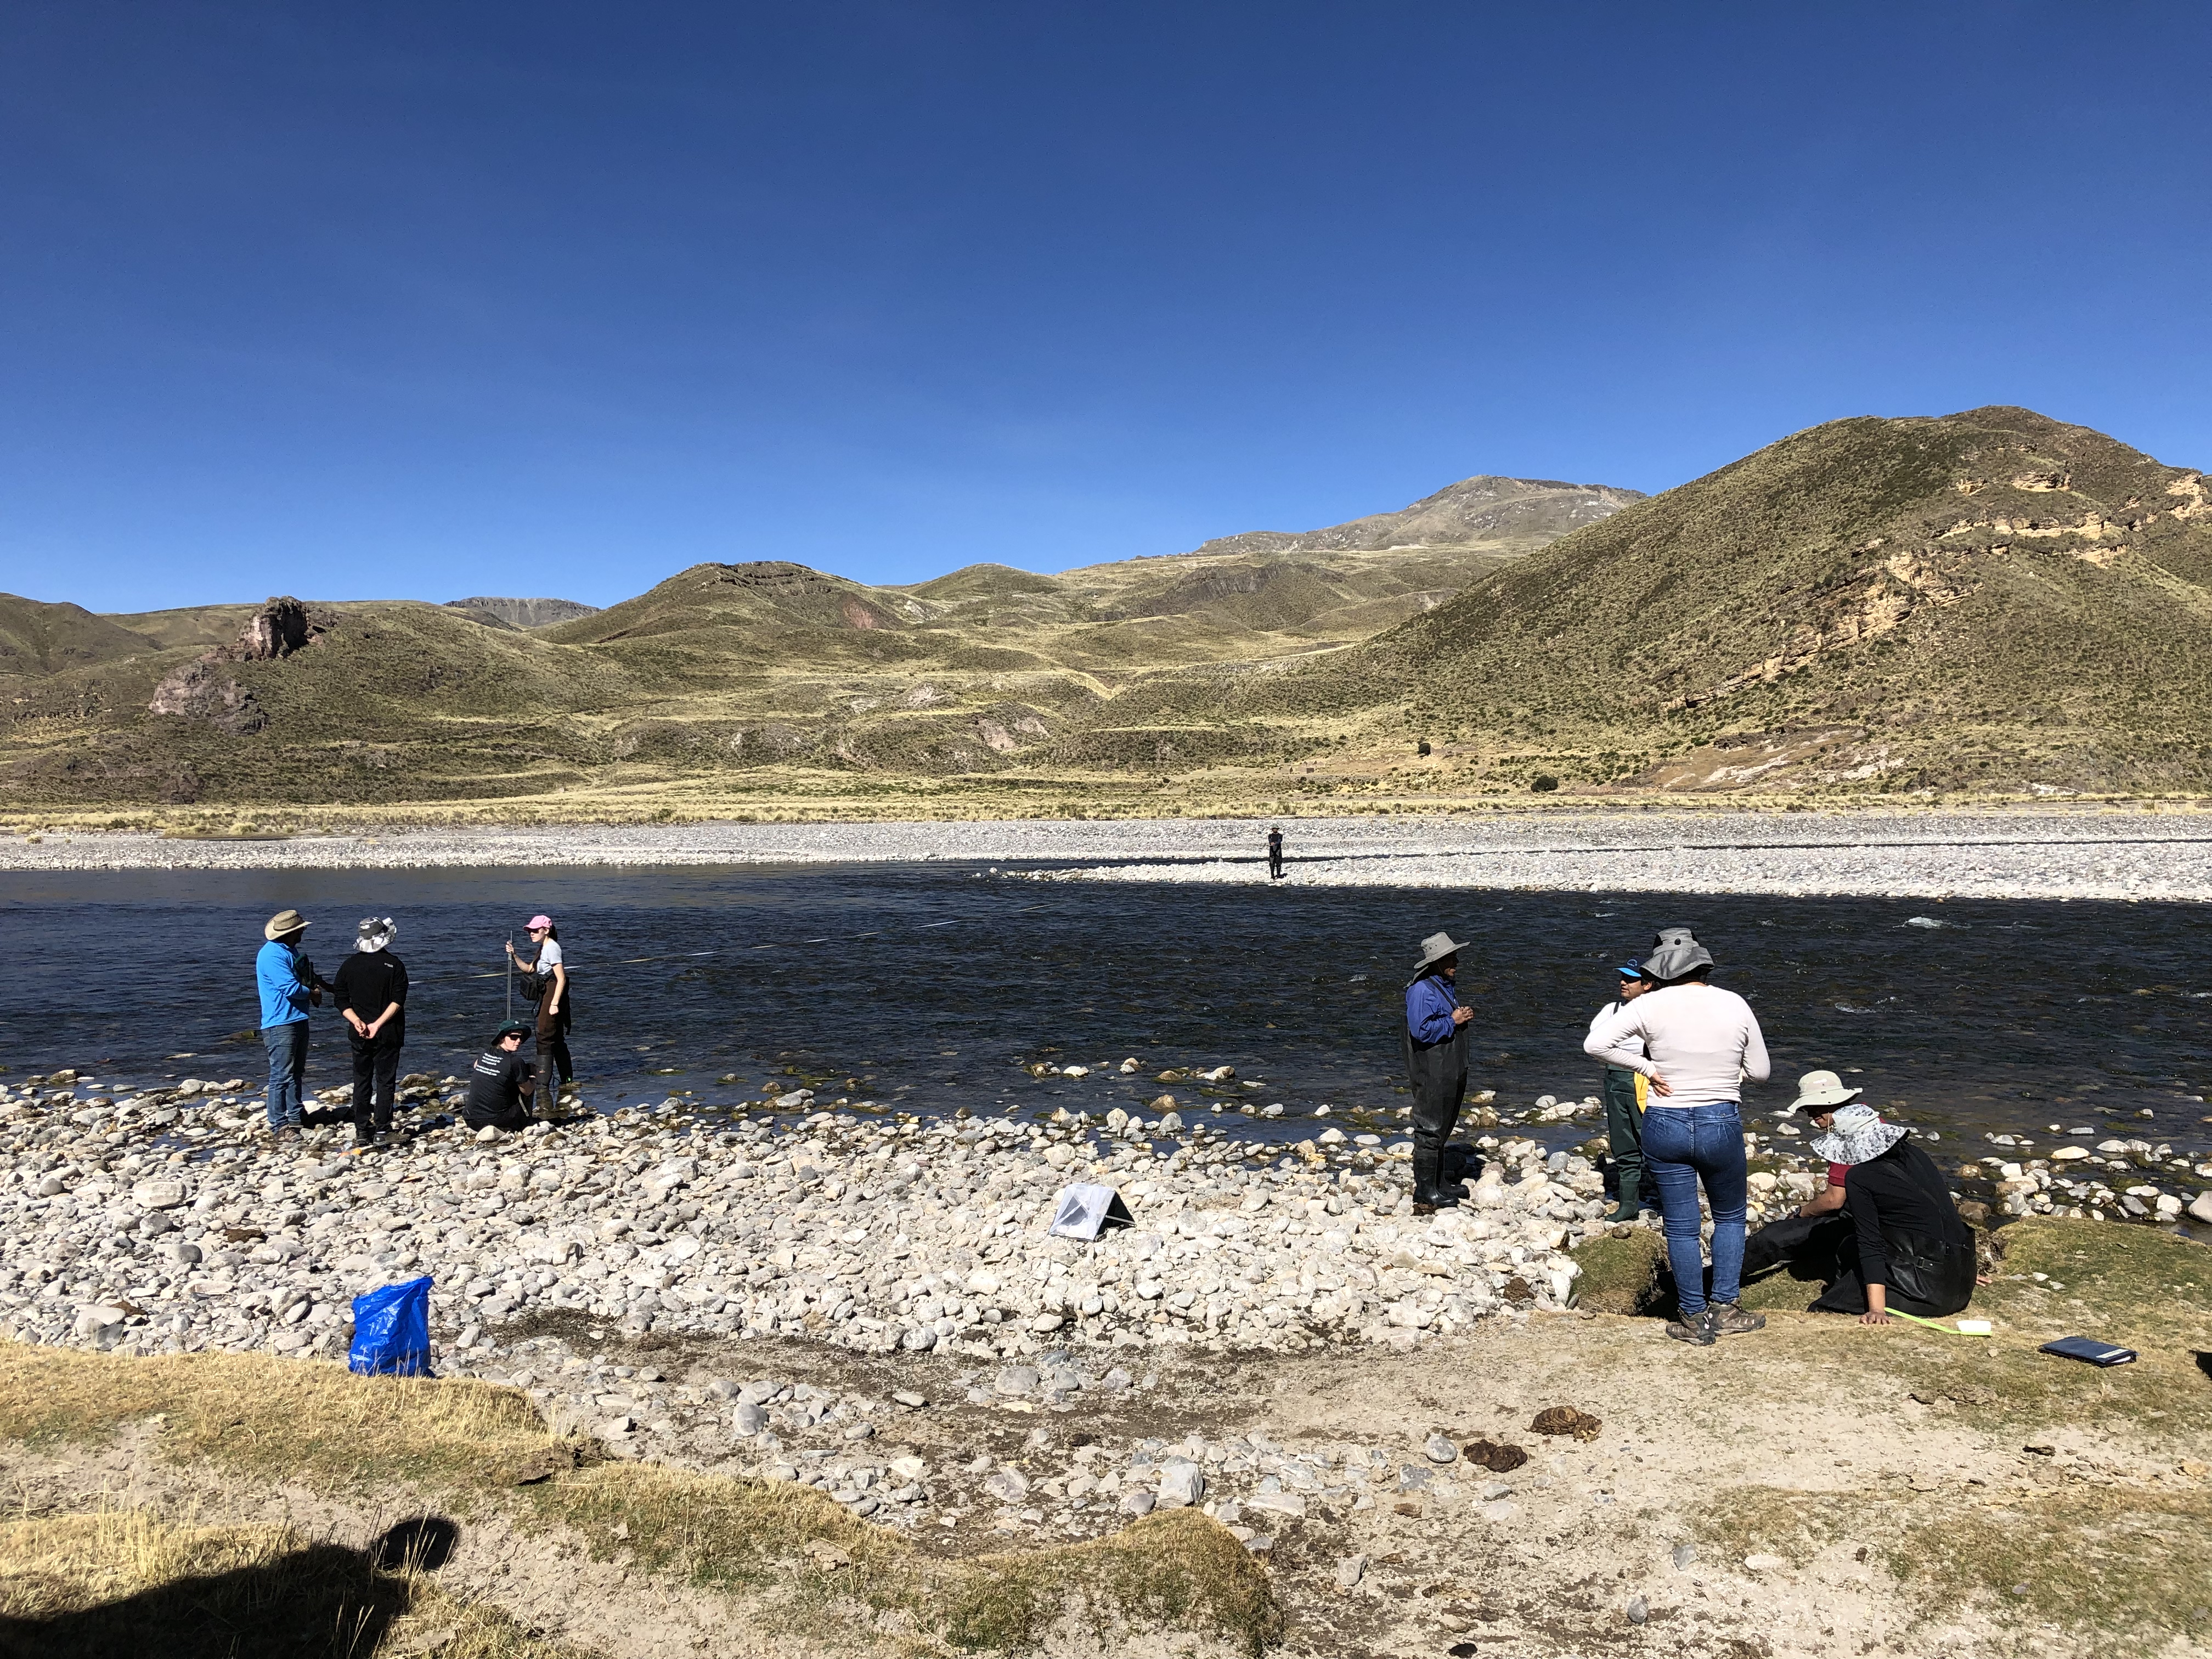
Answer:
[{"xmin": 2, "ymin": 862, "xmax": 2209, "ymax": 1159}]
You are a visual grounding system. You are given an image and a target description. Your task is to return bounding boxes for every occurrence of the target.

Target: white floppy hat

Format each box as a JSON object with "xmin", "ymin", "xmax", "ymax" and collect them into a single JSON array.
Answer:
[{"xmin": 1788, "ymin": 1069, "xmax": 1864, "ymax": 1113}]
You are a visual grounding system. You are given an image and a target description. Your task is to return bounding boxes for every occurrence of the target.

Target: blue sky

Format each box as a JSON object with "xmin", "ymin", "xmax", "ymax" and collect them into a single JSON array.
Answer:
[{"xmin": 3, "ymin": 2, "xmax": 2207, "ymax": 613}]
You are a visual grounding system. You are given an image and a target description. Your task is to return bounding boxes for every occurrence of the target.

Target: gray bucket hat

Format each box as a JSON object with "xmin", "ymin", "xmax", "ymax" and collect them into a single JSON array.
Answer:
[
  {"xmin": 1413, "ymin": 930, "xmax": 1465, "ymax": 972},
  {"xmin": 1643, "ymin": 926, "xmax": 1713, "ymax": 982}
]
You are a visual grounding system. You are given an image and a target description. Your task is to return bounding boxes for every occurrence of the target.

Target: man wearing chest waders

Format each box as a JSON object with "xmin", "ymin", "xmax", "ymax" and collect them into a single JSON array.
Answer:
[{"xmin": 1404, "ymin": 930, "xmax": 1474, "ymax": 1215}]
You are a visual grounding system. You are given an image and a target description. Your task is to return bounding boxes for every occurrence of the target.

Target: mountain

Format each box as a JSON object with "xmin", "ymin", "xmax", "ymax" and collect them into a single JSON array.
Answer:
[
  {"xmin": 444, "ymin": 596, "xmax": 600, "ymax": 628},
  {"xmin": 15, "ymin": 417, "xmax": 2207, "ymax": 815},
  {"xmin": 1132, "ymin": 407, "xmax": 2212, "ymax": 795},
  {"xmin": 1184, "ymin": 475, "xmax": 1640, "ymax": 560},
  {"xmin": 0, "ymin": 467, "xmax": 1629, "ymax": 809},
  {"xmin": 0, "ymin": 595, "xmax": 157, "ymax": 678}
]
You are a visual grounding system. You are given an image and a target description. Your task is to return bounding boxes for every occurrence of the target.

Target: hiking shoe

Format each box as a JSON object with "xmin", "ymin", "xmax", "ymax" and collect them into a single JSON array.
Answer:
[
  {"xmin": 1709, "ymin": 1302, "xmax": 1767, "ymax": 1335},
  {"xmin": 1665, "ymin": 1309, "xmax": 1717, "ymax": 1346}
]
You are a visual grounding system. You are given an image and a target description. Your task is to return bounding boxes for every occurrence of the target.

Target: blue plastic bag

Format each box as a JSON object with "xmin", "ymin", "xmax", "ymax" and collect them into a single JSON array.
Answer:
[{"xmin": 349, "ymin": 1276, "xmax": 435, "ymax": 1376}]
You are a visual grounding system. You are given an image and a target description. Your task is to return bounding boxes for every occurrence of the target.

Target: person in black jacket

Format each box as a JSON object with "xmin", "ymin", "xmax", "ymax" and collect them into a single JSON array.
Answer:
[
  {"xmin": 465, "ymin": 1021, "xmax": 538, "ymax": 1133},
  {"xmin": 1743, "ymin": 1074, "xmax": 1977, "ymax": 1322},
  {"xmin": 332, "ymin": 916, "xmax": 408, "ymax": 1152}
]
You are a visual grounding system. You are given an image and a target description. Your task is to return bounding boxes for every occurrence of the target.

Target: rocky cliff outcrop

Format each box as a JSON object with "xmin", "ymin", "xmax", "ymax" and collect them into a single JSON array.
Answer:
[{"xmin": 146, "ymin": 596, "xmax": 331, "ymax": 732}]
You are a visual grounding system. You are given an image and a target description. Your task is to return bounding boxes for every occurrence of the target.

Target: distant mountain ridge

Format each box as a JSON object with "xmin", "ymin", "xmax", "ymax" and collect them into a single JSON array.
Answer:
[
  {"xmin": 443, "ymin": 596, "xmax": 600, "ymax": 628},
  {"xmin": 1184, "ymin": 475, "xmax": 1644, "ymax": 561}
]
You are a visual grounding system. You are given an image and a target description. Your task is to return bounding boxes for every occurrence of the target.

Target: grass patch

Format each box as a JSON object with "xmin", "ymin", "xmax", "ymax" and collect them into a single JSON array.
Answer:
[
  {"xmin": 0, "ymin": 1341, "xmax": 1283, "ymax": 1655},
  {"xmin": 1697, "ymin": 1482, "xmax": 2212, "ymax": 1650},
  {"xmin": 541, "ymin": 1463, "xmax": 1280, "ymax": 1655},
  {"xmin": 1570, "ymin": 1227, "xmax": 1669, "ymax": 1314},
  {"xmin": 0, "ymin": 1507, "xmax": 592, "ymax": 1659},
  {"xmin": 0, "ymin": 1341, "xmax": 567, "ymax": 1495}
]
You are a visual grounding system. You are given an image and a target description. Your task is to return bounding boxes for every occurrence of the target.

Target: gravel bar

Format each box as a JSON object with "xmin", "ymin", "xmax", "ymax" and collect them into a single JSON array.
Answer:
[{"xmin": 7, "ymin": 809, "xmax": 2212, "ymax": 899}]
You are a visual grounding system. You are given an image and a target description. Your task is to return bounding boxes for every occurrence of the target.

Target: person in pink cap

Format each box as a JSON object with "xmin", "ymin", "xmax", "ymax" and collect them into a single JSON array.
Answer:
[{"xmin": 506, "ymin": 914, "xmax": 572, "ymax": 1094}]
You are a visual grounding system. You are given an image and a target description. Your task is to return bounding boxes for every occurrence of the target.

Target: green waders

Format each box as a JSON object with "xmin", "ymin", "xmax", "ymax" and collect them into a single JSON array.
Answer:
[{"xmin": 1603, "ymin": 1064, "xmax": 1654, "ymax": 1215}]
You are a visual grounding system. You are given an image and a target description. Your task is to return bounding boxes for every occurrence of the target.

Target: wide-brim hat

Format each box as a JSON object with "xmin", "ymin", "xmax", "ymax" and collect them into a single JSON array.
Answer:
[
  {"xmin": 1789, "ymin": 1069, "xmax": 1863, "ymax": 1112},
  {"xmin": 1414, "ymin": 930, "xmax": 1465, "ymax": 972},
  {"xmin": 1810, "ymin": 1103, "xmax": 1909, "ymax": 1166},
  {"xmin": 497, "ymin": 1019, "xmax": 535, "ymax": 1041},
  {"xmin": 264, "ymin": 909, "xmax": 311, "ymax": 940},
  {"xmin": 1643, "ymin": 926, "xmax": 1713, "ymax": 981}
]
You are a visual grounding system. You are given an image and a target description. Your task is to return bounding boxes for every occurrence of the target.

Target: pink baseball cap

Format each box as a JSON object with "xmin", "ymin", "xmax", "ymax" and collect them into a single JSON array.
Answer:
[{"xmin": 526, "ymin": 913, "xmax": 554, "ymax": 929}]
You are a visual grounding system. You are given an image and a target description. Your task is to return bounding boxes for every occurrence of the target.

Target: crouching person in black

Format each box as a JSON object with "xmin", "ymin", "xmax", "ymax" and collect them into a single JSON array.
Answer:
[
  {"xmin": 1743, "ymin": 1070, "xmax": 1977, "ymax": 1324},
  {"xmin": 464, "ymin": 1020, "xmax": 537, "ymax": 1134}
]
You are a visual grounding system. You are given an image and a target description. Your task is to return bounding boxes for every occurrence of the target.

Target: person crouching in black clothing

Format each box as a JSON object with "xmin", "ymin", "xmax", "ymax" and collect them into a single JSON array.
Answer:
[
  {"xmin": 1743, "ymin": 1070, "xmax": 1977, "ymax": 1323},
  {"xmin": 465, "ymin": 1021, "xmax": 537, "ymax": 1134}
]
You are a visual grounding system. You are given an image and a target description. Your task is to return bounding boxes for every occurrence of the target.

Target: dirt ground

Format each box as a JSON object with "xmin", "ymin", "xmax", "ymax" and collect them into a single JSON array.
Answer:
[{"xmin": 5, "ymin": 1218, "xmax": 2210, "ymax": 1658}]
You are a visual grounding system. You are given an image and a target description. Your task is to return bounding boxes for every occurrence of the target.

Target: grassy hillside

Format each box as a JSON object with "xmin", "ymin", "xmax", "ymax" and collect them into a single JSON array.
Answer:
[
  {"xmin": 1130, "ymin": 407, "xmax": 2212, "ymax": 798},
  {"xmin": 12, "ymin": 423, "xmax": 2209, "ymax": 820},
  {"xmin": 0, "ymin": 596, "xmax": 157, "ymax": 679},
  {"xmin": 0, "ymin": 472, "xmax": 1626, "ymax": 814}
]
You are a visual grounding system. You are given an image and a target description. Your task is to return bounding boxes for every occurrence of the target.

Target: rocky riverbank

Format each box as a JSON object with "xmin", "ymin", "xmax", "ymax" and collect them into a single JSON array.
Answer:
[
  {"xmin": 8, "ymin": 1060, "xmax": 2212, "ymax": 1657},
  {"xmin": 7, "ymin": 808, "xmax": 2212, "ymax": 899}
]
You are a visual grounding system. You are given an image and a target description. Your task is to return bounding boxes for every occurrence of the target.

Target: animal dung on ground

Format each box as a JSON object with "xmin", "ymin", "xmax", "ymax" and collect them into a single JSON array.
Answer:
[
  {"xmin": 1531, "ymin": 1406, "xmax": 1603, "ymax": 1441},
  {"xmin": 1502, "ymin": 1276, "xmax": 1536, "ymax": 1304},
  {"xmin": 1462, "ymin": 1437, "xmax": 1530, "ymax": 1472}
]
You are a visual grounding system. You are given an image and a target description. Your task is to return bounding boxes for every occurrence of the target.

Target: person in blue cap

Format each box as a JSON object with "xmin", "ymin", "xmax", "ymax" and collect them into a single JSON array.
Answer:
[{"xmin": 1589, "ymin": 961, "xmax": 1655, "ymax": 1221}]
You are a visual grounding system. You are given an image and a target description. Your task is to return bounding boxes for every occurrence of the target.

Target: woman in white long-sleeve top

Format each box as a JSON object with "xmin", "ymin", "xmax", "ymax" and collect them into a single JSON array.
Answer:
[{"xmin": 1585, "ymin": 927, "xmax": 1771, "ymax": 1346}]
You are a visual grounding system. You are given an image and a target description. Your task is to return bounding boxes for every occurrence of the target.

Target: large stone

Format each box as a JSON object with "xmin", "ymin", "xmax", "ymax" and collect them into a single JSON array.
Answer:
[
  {"xmin": 984, "ymin": 1468, "xmax": 1030, "ymax": 1503},
  {"xmin": 131, "ymin": 1178, "xmax": 188, "ymax": 1209},
  {"xmin": 733, "ymin": 1403, "xmax": 767, "ymax": 1436},
  {"xmin": 1156, "ymin": 1461, "xmax": 1205, "ymax": 1507},
  {"xmin": 2187, "ymin": 1192, "xmax": 2212, "ymax": 1224}
]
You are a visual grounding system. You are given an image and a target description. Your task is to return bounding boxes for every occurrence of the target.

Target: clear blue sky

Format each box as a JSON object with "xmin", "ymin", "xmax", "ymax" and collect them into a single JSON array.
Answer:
[{"xmin": 3, "ymin": 2, "xmax": 2207, "ymax": 613}]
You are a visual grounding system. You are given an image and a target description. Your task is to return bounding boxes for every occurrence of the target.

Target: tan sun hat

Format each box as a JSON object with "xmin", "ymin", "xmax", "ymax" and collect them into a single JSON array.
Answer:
[
  {"xmin": 1413, "ymin": 930, "xmax": 1465, "ymax": 972},
  {"xmin": 1788, "ymin": 1069, "xmax": 1863, "ymax": 1113},
  {"xmin": 264, "ymin": 909, "xmax": 311, "ymax": 940}
]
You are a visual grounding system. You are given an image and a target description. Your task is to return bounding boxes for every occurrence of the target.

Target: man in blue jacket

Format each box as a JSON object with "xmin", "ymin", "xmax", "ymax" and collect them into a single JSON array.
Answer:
[
  {"xmin": 257, "ymin": 908, "xmax": 327, "ymax": 1137},
  {"xmin": 1403, "ymin": 930, "xmax": 1472, "ymax": 1214}
]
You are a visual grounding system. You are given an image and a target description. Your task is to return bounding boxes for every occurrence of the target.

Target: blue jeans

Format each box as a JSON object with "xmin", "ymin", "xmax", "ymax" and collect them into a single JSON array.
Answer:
[
  {"xmin": 263, "ymin": 1020, "xmax": 309, "ymax": 1127},
  {"xmin": 1641, "ymin": 1102, "xmax": 1748, "ymax": 1317}
]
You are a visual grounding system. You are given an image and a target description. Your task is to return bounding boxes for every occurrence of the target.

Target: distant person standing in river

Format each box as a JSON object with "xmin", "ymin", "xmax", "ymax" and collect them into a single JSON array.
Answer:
[
  {"xmin": 1590, "ymin": 962, "xmax": 1656, "ymax": 1222},
  {"xmin": 255, "ymin": 909, "xmax": 328, "ymax": 1139},
  {"xmin": 506, "ymin": 915, "xmax": 572, "ymax": 1097},
  {"xmin": 1404, "ymin": 930, "xmax": 1474, "ymax": 1215},
  {"xmin": 1267, "ymin": 826, "xmax": 1285, "ymax": 880},
  {"xmin": 1585, "ymin": 927, "xmax": 1770, "ymax": 1346},
  {"xmin": 334, "ymin": 916, "xmax": 408, "ymax": 1152}
]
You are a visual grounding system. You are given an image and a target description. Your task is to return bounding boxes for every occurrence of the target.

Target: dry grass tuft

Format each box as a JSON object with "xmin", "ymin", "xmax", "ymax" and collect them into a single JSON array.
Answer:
[
  {"xmin": 0, "ymin": 1342, "xmax": 570, "ymax": 1494},
  {"xmin": 544, "ymin": 1463, "xmax": 1282, "ymax": 1655},
  {"xmin": 0, "ymin": 1508, "xmax": 594, "ymax": 1659}
]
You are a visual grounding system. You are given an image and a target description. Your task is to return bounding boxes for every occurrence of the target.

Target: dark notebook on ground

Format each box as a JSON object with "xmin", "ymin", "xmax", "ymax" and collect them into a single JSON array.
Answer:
[{"xmin": 2038, "ymin": 1336, "xmax": 2138, "ymax": 1367}]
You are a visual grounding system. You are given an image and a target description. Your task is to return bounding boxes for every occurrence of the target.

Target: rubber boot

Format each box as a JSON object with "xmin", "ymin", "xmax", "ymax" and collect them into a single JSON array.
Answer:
[{"xmin": 1412, "ymin": 1145, "xmax": 1459, "ymax": 1214}]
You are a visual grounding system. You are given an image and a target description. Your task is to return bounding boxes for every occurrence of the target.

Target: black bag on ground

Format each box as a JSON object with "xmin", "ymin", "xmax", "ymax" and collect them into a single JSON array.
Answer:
[{"xmin": 1876, "ymin": 1226, "xmax": 1977, "ymax": 1318}]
